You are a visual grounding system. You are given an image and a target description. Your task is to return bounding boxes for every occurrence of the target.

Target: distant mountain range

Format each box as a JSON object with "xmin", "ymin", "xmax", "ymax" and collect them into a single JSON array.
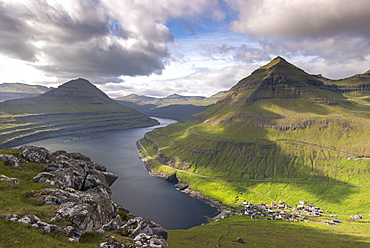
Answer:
[
  {"xmin": 141, "ymin": 57, "xmax": 370, "ymax": 184},
  {"xmin": 0, "ymin": 78, "xmax": 158, "ymax": 148},
  {"xmin": 0, "ymin": 82, "xmax": 225, "ymax": 122},
  {"xmin": 0, "ymin": 83, "xmax": 51, "ymax": 101},
  {"xmin": 116, "ymin": 91, "xmax": 226, "ymax": 121}
]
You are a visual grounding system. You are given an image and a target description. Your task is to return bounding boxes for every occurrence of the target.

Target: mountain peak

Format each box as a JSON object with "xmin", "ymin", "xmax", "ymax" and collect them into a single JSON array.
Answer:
[
  {"xmin": 219, "ymin": 57, "xmax": 340, "ymax": 106},
  {"xmin": 259, "ymin": 56, "xmax": 299, "ymax": 71},
  {"xmin": 57, "ymin": 78, "xmax": 97, "ymax": 90},
  {"xmin": 41, "ymin": 78, "xmax": 112, "ymax": 104}
]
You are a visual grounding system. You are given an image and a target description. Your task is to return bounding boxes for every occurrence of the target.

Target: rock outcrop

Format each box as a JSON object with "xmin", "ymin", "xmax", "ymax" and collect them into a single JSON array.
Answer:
[
  {"xmin": 0, "ymin": 154, "xmax": 20, "ymax": 167},
  {"xmin": 33, "ymin": 149, "xmax": 117, "ymax": 196},
  {"xmin": 4, "ymin": 145, "xmax": 168, "ymax": 247},
  {"xmin": 0, "ymin": 174, "xmax": 19, "ymax": 185},
  {"xmin": 18, "ymin": 145, "xmax": 55, "ymax": 163}
]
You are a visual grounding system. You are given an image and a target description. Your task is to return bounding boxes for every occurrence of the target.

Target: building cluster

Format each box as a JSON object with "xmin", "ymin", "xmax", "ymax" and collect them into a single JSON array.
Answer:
[{"xmin": 215, "ymin": 200, "xmax": 325, "ymax": 222}]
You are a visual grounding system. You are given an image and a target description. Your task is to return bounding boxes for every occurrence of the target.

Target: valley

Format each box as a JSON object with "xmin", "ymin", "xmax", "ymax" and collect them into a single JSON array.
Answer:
[
  {"xmin": 138, "ymin": 58, "xmax": 370, "ymax": 242},
  {"xmin": 1, "ymin": 58, "xmax": 370, "ymax": 247}
]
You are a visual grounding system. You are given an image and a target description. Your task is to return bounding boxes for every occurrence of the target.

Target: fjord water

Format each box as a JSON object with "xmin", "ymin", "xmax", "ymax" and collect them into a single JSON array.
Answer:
[{"xmin": 25, "ymin": 118, "xmax": 218, "ymax": 229}]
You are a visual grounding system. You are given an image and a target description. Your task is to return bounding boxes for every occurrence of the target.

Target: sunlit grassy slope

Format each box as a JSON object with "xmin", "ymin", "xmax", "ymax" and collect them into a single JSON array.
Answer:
[
  {"xmin": 0, "ymin": 78, "xmax": 158, "ymax": 148},
  {"xmin": 140, "ymin": 57, "xmax": 370, "ymax": 211}
]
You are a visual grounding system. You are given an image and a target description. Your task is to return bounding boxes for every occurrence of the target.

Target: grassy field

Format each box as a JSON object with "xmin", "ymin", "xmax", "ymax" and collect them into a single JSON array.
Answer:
[{"xmin": 168, "ymin": 215, "xmax": 370, "ymax": 248}]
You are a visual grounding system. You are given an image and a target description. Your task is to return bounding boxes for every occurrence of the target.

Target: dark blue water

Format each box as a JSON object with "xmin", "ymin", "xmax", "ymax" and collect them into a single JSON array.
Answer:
[{"xmin": 25, "ymin": 118, "xmax": 218, "ymax": 229}]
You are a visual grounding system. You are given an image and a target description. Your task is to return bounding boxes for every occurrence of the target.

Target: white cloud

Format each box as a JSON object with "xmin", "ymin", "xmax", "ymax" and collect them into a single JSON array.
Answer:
[
  {"xmin": 1, "ymin": 0, "xmax": 369, "ymax": 98},
  {"xmin": 0, "ymin": 0, "xmax": 224, "ymax": 84},
  {"xmin": 226, "ymin": 0, "xmax": 370, "ymax": 39}
]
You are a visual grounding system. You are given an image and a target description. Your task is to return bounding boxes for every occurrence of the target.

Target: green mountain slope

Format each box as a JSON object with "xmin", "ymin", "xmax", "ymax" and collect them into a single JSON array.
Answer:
[
  {"xmin": 0, "ymin": 83, "xmax": 51, "ymax": 101},
  {"xmin": 140, "ymin": 57, "xmax": 370, "ymax": 211},
  {"xmin": 116, "ymin": 91, "xmax": 226, "ymax": 121},
  {"xmin": 0, "ymin": 78, "xmax": 158, "ymax": 148}
]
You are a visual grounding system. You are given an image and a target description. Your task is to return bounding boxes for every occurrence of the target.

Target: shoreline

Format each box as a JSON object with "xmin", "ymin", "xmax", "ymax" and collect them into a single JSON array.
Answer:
[{"xmin": 137, "ymin": 152, "xmax": 230, "ymax": 224}]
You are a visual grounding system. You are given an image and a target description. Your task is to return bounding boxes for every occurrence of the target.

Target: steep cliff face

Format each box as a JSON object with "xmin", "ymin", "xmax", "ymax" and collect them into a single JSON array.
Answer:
[
  {"xmin": 0, "ymin": 78, "xmax": 158, "ymax": 148},
  {"xmin": 140, "ymin": 57, "xmax": 370, "ymax": 183}
]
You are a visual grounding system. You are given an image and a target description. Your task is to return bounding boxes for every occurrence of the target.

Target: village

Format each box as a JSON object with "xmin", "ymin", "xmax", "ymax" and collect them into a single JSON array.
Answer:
[{"xmin": 212, "ymin": 200, "xmax": 364, "ymax": 226}]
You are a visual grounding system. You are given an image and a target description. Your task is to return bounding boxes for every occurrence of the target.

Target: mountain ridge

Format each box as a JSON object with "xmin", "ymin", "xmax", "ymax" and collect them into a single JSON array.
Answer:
[
  {"xmin": 0, "ymin": 78, "xmax": 158, "ymax": 148},
  {"xmin": 0, "ymin": 83, "xmax": 51, "ymax": 101},
  {"xmin": 139, "ymin": 57, "xmax": 370, "ymax": 212},
  {"xmin": 116, "ymin": 91, "xmax": 226, "ymax": 122}
]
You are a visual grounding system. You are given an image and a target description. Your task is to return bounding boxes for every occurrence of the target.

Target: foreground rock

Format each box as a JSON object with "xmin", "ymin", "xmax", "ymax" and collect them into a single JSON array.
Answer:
[
  {"xmin": 0, "ymin": 174, "xmax": 19, "ymax": 185},
  {"xmin": 33, "ymin": 157, "xmax": 117, "ymax": 196},
  {"xmin": 33, "ymin": 188, "xmax": 123, "ymax": 241},
  {"xmin": 118, "ymin": 217, "xmax": 168, "ymax": 240},
  {"xmin": 0, "ymin": 154, "xmax": 20, "ymax": 167},
  {"xmin": 18, "ymin": 145, "xmax": 55, "ymax": 163},
  {"xmin": 4, "ymin": 145, "xmax": 168, "ymax": 247}
]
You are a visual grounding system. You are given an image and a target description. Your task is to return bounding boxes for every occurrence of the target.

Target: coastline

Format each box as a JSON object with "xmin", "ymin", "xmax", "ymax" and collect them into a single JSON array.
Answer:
[{"xmin": 137, "ymin": 151, "xmax": 229, "ymax": 223}]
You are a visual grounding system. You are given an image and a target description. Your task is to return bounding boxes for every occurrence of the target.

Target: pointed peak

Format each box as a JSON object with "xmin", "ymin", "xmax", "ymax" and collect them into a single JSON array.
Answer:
[{"xmin": 259, "ymin": 56, "xmax": 293, "ymax": 70}]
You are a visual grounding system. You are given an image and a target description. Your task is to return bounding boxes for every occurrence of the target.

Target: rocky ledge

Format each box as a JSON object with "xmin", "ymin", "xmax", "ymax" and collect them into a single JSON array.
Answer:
[{"xmin": 2, "ymin": 145, "xmax": 168, "ymax": 247}]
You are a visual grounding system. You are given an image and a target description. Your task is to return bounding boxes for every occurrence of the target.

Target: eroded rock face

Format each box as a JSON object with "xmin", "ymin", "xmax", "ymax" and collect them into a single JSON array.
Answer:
[
  {"xmin": 34, "ymin": 188, "xmax": 125, "ymax": 242},
  {"xmin": 33, "ymin": 157, "xmax": 117, "ymax": 196},
  {"xmin": 18, "ymin": 145, "xmax": 55, "ymax": 163}
]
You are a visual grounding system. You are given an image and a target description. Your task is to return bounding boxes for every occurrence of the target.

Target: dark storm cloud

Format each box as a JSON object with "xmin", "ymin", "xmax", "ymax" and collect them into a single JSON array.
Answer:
[
  {"xmin": 0, "ymin": 0, "xmax": 173, "ymax": 80},
  {"xmin": 38, "ymin": 38, "xmax": 168, "ymax": 78},
  {"xmin": 0, "ymin": 2, "xmax": 37, "ymax": 61}
]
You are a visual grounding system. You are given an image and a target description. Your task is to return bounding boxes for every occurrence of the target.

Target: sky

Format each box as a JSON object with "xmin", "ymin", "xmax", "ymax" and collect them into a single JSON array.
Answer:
[{"xmin": 1, "ymin": 0, "xmax": 370, "ymax": 98}]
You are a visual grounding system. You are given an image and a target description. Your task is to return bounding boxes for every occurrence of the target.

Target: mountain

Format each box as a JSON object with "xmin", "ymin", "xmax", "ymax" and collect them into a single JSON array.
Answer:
[
  {"xmin": 0, "ymin": 78, "xmax": 158, "ymax": 148},
  {"xmin": 116, "ymin": 91, "xmax": 226, "ymax": 121},
  {"xmin": 0, "ymin": 83, "xmax": 51, "ymax": 101},
  {"xmin": 139, "ymin": 57, "xmax": 370, "ymax": 212}
]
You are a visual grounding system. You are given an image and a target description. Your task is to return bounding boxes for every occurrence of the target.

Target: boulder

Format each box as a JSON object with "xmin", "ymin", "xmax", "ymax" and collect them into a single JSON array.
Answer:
[
  {"xmin": 34, "ymin": 159, "xmax": 116, "ymax": 196},
  {"xmin": 0, "ymin": 154, "xmax": 20, "ymax": 167},
  {"xmin": 118, "ymin": 217, "xmax": 168, "ymax": 240},
  {"xmin": 99, "ymin": 240, "xmax": 125, "ymax": 248},
  {"xmin": 18, "ymin": 145, "xmax": 55, "ymax": 163},
  {"xmin": 133, "ymin": 233, "xmax": 168, "ymax": 248},
  {"xmin": 0, "ymin": 174, "xmax": 19, "ymax": 185},
  {"xmin": 102, "ymin": 215, "xmax": 123, "ymax": 231},
  {"xmin": 236, "ymin": 236, "xmax": 244, "ymax": 243},
  {"xmin": 99, "ymin": 236, "xmax": 125, "ymax": 248},
  {"xmin": 34, "ymin": 188, "xmax": 122, "ymax": 240}
]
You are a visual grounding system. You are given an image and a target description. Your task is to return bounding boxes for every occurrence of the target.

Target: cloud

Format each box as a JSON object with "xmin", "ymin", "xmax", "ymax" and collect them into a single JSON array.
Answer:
[
  {"xmin": 201, "ymin": 44, "xmax": 271, "ymax": 63},
  {"xmin": 227, "ymin": 0, "xmax": 370, "ymax": 39},
  {"xmin": 0, "ymin": 0, "xmax": 224, "ymax": 83},
  {"xmin": 100, "ymin": 64, "xmax": 258, "ymax": 98},
  {"xmin": 223, "ymin": 0, "xmax": 370, "ymax": 73}
]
